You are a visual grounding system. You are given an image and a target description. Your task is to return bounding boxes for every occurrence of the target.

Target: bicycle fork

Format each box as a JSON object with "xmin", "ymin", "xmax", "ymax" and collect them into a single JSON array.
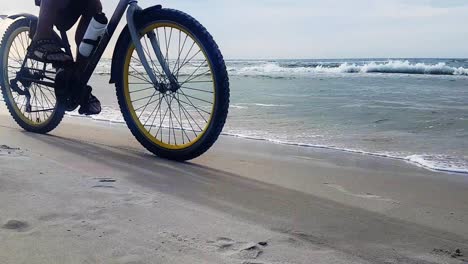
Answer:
[{"xmin": 127, "ymin": 2, "xmax": 180, "ymax": 92}]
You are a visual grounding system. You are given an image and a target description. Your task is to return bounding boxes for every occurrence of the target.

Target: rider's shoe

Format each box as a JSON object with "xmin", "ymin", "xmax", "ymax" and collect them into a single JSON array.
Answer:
[
  {"xmin": 28, "ymin": 39, "xmax": 73, "ymax": 65},
  {"xmin": 78, "ymin": 86, "xmax": 102, "ymax": 116}
]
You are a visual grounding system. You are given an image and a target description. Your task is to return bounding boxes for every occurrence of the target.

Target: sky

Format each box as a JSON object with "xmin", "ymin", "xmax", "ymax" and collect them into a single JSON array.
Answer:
[{"xmin": 1, "ymin": 0, "xmax": 468, "ymax": 59}]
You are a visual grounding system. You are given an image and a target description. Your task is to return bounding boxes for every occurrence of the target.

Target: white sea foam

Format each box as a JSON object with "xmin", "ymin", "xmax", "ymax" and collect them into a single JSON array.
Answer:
[
  {"xmin": 406, "ymin": 155, "xmax": 468, "ymax": 174},
  {"xmin": 225, "ymin": 132, "xmax": 468, "ymax": 175},
  {"xmin": 227, "ymin": 60, "xmax": 468, "ymax": 77},
  {"xmin": 67, "ymin": 106, "xmax": 125, "ymax": 124},
  {"xmin": 236, "ymin": 103, "xmax": 292, "ymax": 107},
  {"xmin": 94, "ymin": 59, "xmax": 468, "ymax": 78},
  {"xmin": 230, "ymin": 104, "xmax": 248, "ymax": 109}
]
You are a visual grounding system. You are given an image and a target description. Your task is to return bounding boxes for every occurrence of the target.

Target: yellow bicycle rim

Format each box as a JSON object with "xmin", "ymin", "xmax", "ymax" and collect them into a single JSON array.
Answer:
[{"xmin": 123, "ymin": 22, "xmax": 216, "ymax": 150}]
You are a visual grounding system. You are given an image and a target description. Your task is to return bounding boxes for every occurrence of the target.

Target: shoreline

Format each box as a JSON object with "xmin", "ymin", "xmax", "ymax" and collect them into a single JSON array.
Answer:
[
  {"xmin": 1, "ymin": 97, "xmax": 466, "ymax": 175},
  {"xmin": 63, "ymin": 111, "xmax": 468, "ymax": 176}
]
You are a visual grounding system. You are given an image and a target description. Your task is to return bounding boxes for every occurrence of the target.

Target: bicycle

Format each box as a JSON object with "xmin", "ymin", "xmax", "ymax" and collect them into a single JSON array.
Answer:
[{"xmin": 0, "ymin": 1, "xmax": 230, "ymax": 161}]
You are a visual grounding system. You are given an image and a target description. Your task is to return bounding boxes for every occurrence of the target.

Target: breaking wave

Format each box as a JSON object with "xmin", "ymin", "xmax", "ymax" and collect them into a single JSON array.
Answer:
[
  {"xmin": 94, "ymin": 59, "xmax": 468, "ymax": 78},
  {"xmin": 229, "ymin": 60, "xmax": 468, "ymax": 77}
]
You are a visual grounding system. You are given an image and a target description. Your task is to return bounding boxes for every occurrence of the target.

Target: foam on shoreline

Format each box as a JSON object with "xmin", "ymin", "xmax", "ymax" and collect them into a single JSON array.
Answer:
[{"xmin": 65, "ymin": 110, "xmax": 468, "ymax": 175}]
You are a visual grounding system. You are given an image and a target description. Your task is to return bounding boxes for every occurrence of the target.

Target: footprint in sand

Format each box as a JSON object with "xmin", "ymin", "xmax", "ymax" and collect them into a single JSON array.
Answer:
[
  {"xmin": 323, "ymin": 183, "xmax": 398, "ymax": 203},
  {"xmin": 211, "ymin": 237, "xmax": 267, "ymax": 260},
  {"xmin": 99, "ymin": 179, "xmax": 116, "ymax": 183},
  {"xmin": 2, "ymin": 220, "xmax": 30, "ymax": 232},
  {"xmin": 0, "ymin": 145, "xmax": 23, "ymax": 157},
  {"xmin": 91, "ymin": 178, "xmax": 117, "ymax": 190}
]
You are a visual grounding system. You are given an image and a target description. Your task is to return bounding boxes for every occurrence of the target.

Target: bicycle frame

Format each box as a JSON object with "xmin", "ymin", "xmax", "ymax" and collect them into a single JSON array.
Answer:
[{"xmin": 80, "ymin": 0, "xmax": 176, "ymax": 90}]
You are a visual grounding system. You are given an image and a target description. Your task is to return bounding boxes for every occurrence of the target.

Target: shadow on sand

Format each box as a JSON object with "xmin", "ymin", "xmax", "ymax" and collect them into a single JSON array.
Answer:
[{"xmin": 26, "ymin": 130, "xmax": 468, "ymax": 264}]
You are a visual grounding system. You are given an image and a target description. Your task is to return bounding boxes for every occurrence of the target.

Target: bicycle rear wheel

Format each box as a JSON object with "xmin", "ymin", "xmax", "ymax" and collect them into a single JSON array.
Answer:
[
  {"xmin": 114, "ymin": 8, "xmax": 230, "ymax": 161},
  {"xmin": 0, "ymin": 18, "xmax": 64, "ymax": 133}
]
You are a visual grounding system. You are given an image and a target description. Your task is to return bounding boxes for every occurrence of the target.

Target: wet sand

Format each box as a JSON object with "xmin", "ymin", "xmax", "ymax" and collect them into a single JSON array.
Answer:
[{"xmin": 0, "ymin": 111, "xmax": 468, "ymax": 264}]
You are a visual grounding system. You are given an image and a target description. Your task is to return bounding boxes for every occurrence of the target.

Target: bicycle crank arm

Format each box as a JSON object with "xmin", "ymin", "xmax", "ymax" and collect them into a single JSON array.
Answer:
[
  {"xmin": 16, "ymin": 77, "xmax": 55, "ymax": 88},
  {"xmin": 10, "ymin": 79, "xmax": 32, "ymax": 112},
  {"xmin": 9, "ymin": 79, "xmax": 29, "ymax": 96}
]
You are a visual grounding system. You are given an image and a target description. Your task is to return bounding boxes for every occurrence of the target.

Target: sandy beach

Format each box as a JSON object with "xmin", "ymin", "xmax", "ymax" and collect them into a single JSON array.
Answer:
[{"xmin": 1, "ymin": 105, "xmax": 468, "ymax": 264}]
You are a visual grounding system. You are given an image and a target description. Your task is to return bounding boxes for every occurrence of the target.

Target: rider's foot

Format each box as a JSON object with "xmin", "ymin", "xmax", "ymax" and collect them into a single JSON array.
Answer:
[
  {"xmin": 78, "ymin": 86, "xmax": 102, "ymax": 115},
  {"xmin": 28, "ymin": 39, "xmax": 73, "ymax": 64}
]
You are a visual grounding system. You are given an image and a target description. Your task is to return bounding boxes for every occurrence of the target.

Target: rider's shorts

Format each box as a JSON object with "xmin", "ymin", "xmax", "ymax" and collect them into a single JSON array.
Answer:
[{"xmin": 54, "ymin": 0, "xmax": 95, "ymax": 31}]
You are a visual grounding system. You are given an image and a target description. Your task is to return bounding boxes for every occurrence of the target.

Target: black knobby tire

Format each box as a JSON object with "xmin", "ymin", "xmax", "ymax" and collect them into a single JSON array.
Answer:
[
  {"xmin": 0, "ymin": 18, "xmax": 65, "ymax": 134},
  {"xmin": 114, "ymin": 8, "xmax": 230, "ymax": 161}
]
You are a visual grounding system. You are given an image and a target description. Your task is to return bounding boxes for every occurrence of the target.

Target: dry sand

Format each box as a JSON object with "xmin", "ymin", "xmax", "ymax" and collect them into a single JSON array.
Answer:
[{"xmin": 1, "ymin": 109, "xmax": 468, "ymax": 264}]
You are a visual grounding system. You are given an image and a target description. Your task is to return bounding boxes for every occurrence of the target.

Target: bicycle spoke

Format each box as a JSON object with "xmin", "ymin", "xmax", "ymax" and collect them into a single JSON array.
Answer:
[
  {"xmin": 175, "ymin": 41, "xmax": 196, "ymax": 76},
  {"xmin": 177, "ymin": 99, "xmax": 203, "ymax": 132},
  {"xmin": 153, "ymin": 96, "xmax": 172, "ymax": 136},
  {"xmin": 129, "ymin": 59, "xmax": 154, "ymax": 84},
  {"xmin": 172, "ymin": 30, "xmax": 183, "ymax": 74},
  {"xmin": 175, "ymin": 96, "xmax": 211, "ymax": 116},
  {"xmin": 134, "ymin": 95, "xmax": 161, "ymax": 112},
  {"xmin": 177, "ymin": 89, "xmax": 210, "ymax": 123},
  {"xmin": 163, "ymin": 95, "xmax": 175, "ymax": 145},
  {"xmin": 37, "ymin": 88, "xmax": 50, "ymax": 120},
  {"xmin": 30, "ymin": 85, "xmax": 40, "ymax": 122},
  {"xmin": 174, "ymin": 92, "xmax": 193, "ymax": 142},
  {"xmin": 176, "ymin": 50, "xmax": 203, "ymax": 76},
  {"xmin": 178, "ymin": 89, "xmax": 213, "ymax": 105},
  {"xmin": 37, "ymin": 84, "xmax": 55, "ymax": 110},
  {"xmin": 10, "ymin": 40, "xmax": 23, "ymax": 62},
  {"xmin": 132, "ymin": 92, "xmax": 158, "ymax": 103},
  {"xmin": 137, "ymin": 90, "xmax": 157, "ymax": 119},
  {"xmin": 183, "ymin": 80, "xmax": 213, "ymax": 84},
  {"xmin": 143, "ymin": 93, "xmax": 163, "ymax": 127},
  {"xmin": 179, "ymin": 70, "xmax": 211, "ymax": 87},
  {"xmin": 181, "ymin": 86, "xmax": 213, "ymax": 93},
  {"xmin": 128, "ymin": 72, "xmax": 153, "ymax": 84},
  {"xmin": 164, "ymin": 27, "xmax": 169, "ymax": 66},
  {"xmin": 179, "ymin": 59, "xmax": 207, "ymax": 83},
  {"xmin": 36, "ymin": 85, "xmax": 48, "ymax": 121},
  {"xmin": 174, "ymin": 34, "xmax": 189, "ymax": 79},
  {"xmin": 18, "ymin": 32, "xmax": 29, "ymax": 54},
  {"xmin": 130, "ymin": 86, "xmax": 155, "ymax": 94}
]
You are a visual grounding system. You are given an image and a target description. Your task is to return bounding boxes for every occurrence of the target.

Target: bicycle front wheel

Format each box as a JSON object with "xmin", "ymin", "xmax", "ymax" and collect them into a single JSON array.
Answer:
[{"xmin": 114, "ymin": 8, "xmax": 230, "ymax": 161}]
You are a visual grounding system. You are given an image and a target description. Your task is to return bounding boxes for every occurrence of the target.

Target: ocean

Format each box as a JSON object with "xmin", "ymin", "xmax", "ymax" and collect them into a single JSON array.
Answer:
[{"xmin": 79, "ymin": 58, "xmax": 468, "ymax": 174}]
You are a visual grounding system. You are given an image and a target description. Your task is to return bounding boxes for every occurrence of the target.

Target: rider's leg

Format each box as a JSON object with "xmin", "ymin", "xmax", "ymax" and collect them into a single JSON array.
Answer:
[
  {"xmin": 33, "ymin": 0, "xmax": 102, "ymax": 115},
  {"xmin": 75, "ymin": 0, "xmax": 103, "ymax": 47},
  {"xmin": 75, "ymin": 0, "xmax": 103, "ymax": 115},
  {"xmin": 33, "ymin": 0, "xmax": 68, "ymax": 41},
  {"xmin": 30, "ymin": 0, "xmax": 73, "ymax": 62},
  {"xmin": 75, "ymin": 0, "xmax": 103, "ymax": 63}
]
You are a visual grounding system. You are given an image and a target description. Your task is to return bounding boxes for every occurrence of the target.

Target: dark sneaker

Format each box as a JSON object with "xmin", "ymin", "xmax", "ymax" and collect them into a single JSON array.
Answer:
[
  {"xmin": 28, "ymin": 39, "xmax": 73, "ymax": 64},
  {"xmin": 78, "ymin": 86, "xmax": 101, "ymax": 115}
]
